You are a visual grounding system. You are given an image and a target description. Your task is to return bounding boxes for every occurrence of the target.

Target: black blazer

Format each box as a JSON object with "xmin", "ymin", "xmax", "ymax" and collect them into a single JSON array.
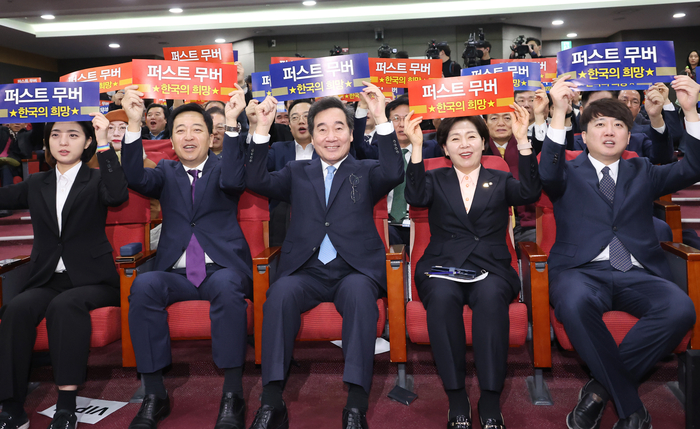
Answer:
[
  {"xmin": 405, "ymin": 154, "xmax": 541, "ymax": 294},
  {"xmin": 0, "ymin": 149, "xmax": 129, "ymax": 291}
]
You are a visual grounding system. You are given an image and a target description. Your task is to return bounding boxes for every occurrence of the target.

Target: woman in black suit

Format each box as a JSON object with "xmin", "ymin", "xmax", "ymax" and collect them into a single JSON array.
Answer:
[
  {"xmin": 0, "ymin": 113, "xmax": 128, "ymax": 429},
  {"xmin": 403, "ymin": 105, "xmax": 540, "ymax": 429}
]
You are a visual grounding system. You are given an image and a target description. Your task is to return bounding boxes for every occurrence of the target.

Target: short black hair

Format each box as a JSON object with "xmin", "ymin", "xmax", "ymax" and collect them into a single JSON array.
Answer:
[
  {"xmin": 168, "ymin": 103, "xmax": 214, "ymax": 135},
  {"xmin": 437, "ymin": 116, "xmax": 489, "ymax": 148},
  {"xmin": 385, "ymin": 95, "xmax": 409, "ymax": 120},
  {"xmin": 581, "ymin": 90, "xmax": 615, "ymax": 107},
  {"xmin": 146, "ymin": 103, "xmax": 168, "ymax": 120},
  {"xmin": 288, "ymin": 98, "xmax": 314, "ymax": 116},
  {"xmin": 43, "ymin": 121, "xmax": 97, "ymax": 168},
  {"xmin": 207, "ymin": 106, "xmax": 225, "ymax": 118},
  {"xmin": 203, "ymin": 100, "xmax": 226, "ymax": 111},
  {"xmin": 476, "ymin": 40, "xmax": 491, "ymax": 50},
  {"xmin": 307, "ymin": 97, "xmax": 354, "ymax": 136},
  {"xmin": 436, "ymin": 42, "xmax": 451, "ymax": 57},
  {"xmin": 618, "ymin": 89, "xmax": 644, "ymax": 104},
  {"xmin": 580, "ymin": 98, "xmax": 634, "ymax": 132},
  {"xmin": 396, "ymin": 50, "xmax": 409, "ymax": 59},
  {"xmin": 526, "ymin": 37, "xmax": 541, "ymax": 46}
]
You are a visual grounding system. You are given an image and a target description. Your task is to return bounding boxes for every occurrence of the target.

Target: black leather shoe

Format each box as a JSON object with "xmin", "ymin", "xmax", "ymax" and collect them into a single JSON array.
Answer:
[
  {"xmin": 480, "ymin": 414, "xmax": 506, "ymax": 429},
  {"xmin": 567, "ymin": 379, "xmax": 607, "ymax": 429},
  {"xmin": 215, "ymin": 392, "xmax": 245, "ymax": 429},
  {"xmin": 128, "ymin": 394, "xmax": 171, "ymax": 429},
  {"xmin": 612, "ymin": 407, "xmax": 651, "ymax": 429},
  {"xmin": 342, "ymin": 407, "xmax": 368, "ymax": 429},
  {"xmin": 0, "ymin": 411, "xmax": 29, "ymax": 429},
  {"xmin": 248, "ymin": 403, "xmax": 289, "ymax": 429},
  {"xmin": 47, "ymin": 409, "xmax": 77, "ymax": 429},
  {"xmin": 447, "ymin": 414, "xmax": 471, "ymax": 428}
]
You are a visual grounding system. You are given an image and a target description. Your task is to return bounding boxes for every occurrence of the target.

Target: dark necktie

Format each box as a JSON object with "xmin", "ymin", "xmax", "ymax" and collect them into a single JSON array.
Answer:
[
  {"xmin": 389, "ymin": 148, "xmax": 409, "ymax": 223},
  {"xmin": 186, "ymin": 169, "xmax": 206, "ymax": 286},
  {"xmin": 364, "ymin": 134, "xmax": 371, "ymax": 145},
  {"xmin": 599, "ymin": 166, "xmax": 632, "ymax": 272}
]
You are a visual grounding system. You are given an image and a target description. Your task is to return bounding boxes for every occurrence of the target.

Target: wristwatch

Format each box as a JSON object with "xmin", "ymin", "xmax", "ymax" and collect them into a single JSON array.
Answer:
[{"xmin": 225, "ymin": 123, "xmax": 241, "ymax": 133}]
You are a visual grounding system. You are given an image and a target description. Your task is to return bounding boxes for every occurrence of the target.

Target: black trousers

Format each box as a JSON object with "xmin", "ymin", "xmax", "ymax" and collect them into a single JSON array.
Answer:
[
  {"xmin": 261, "ymin": 253, "xmax": 380, "ymax": 392},
  {"xmin": 416, "ymin": 266, "xmax": 516, "ymax": 393},
  {"xmin": 550, "ymin": 262, "xmax": 696, "ymax": 419},
  {"xmin": 128, "ymin": 264, "xmax": 252, "ymax": 373},
  {"xmin": 0, "ymin": 273, "xmax": 119, "ymax": 404}
]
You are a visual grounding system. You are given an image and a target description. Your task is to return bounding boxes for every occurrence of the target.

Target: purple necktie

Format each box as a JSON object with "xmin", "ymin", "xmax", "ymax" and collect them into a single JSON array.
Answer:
[{"xmin": 186, "ymin": 169, "xmax": 206, "ymax": 286}]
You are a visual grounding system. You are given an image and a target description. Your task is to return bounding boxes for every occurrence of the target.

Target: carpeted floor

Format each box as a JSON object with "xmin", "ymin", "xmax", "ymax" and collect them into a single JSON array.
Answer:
[{"xmin": 20, "ymin": 339, "xmax": 686, "ymax": 428}]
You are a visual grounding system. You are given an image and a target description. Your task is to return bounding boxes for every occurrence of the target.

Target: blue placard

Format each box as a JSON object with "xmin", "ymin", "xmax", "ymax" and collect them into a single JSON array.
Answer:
[
  {"xmin": 269, "ymin": 53, "xmax": 371, "ymax": 101},
  {"xmin": 251, "ymin": 71, "xmax": 272, "ymax": 101},
  {"xmin": 462, "ymin": 62, "xmax": 541, "ymax": 91},
  {"xmin": 0, "ymin": 82, "xmax": 100, "ymax": 123},
  {"xmin": 557, "ymin": 41, "xmax": 676, "ymax": 91}
]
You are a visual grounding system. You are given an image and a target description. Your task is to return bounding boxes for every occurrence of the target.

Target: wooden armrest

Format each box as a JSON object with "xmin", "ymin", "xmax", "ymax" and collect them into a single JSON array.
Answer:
[
  {"xmin": 253, "ymin": 246, "xmax": 281, "ymax": 266},
  {"xmin": 253, "ymin": 246, "xmax": 280, "ymax": 365},
  {"xmin": 662, "ymin": 241, "xmax": 700, "ymax": 349},
  {"xmin": 661, "ymin": 242, "xmax": 700, "ymax": 260},
  {"xmin": 519, "ymin": 241, "xmax": 551, "ymax": 369},
  {"xmin": 116, "ymin": 249, "xmax": 157, "ymax": 269},
  {"xmin": 386, "ymin": 245, "xmax": 407, "ymax": 363},
  {"xmin": 654, "ymin": 199, "xmax": 682, "ymax": 243},
  {"xmin": 387, "ymin": 244, "xmax": 406, "ymax": 260}
]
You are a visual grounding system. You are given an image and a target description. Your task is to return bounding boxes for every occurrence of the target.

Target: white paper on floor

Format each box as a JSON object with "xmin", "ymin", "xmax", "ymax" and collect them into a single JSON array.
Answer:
[
  {"xmin": 39, "ymin": 397, "xmax": 128, "ymax": 424},
  {"xmin": 331, "ymin": 337, "xmax": 391, "ymax": 355}
]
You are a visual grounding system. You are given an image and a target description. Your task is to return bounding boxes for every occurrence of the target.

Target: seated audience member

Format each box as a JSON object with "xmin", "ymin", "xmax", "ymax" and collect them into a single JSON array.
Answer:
[
  {"xmin": 514, "ymin": 90, "xmax": 547, "ymax": 145},
  {"xmin": 355, "ymin": 95, "xmax": 442, "ymax": 246},
  {"xmin": 275, "ymin": 103, "xmax": 289, "ymax": 126},
  {"xmin": 246, "ymin": 99, "xmax": 294, "ymax": 145},
  {"xmin": 0, "ymin": 114, "xmax": 128, "ymax": 429},
  {"xmin": 245, "ymin": 84, "xmax": 403, "ymax": 429},
  {"xmin": 570, "ymin": 88, "xmax": 674, "ymax": 164},
  {"xmin": 0, "ymin": 123, "xmax": 28, "ymax": 187},
  {"xmin": 208, "ymin": 107, "xmax": 226, "ymax": 158},
  {"xmin": 141, "ymin": 104, "xmax": 170, "ymax": 141},
  {"xmin": 541, "ymin": 75, "xmax": 700, "ymax": 429},
  {"xmin": 618, "ymin": 86, "xmax": 684, "ymax": 152},
  {"xmin": 484, "ymin": 112, "xmax": 538, "ymax": 243},
  {"xmin": 476, "ymin": 40, "xmax": 492, "ymax": 65},
  {"xmin": 120, "ymin": 86, "xmax": 253, "ymax": 429},
  {"xmin": 404, "ymin": 104, "xmax": 540, "ymax": 429},
  {"xmin": 206, "ymin": 99, "xmax": 249, "ymax": 142}
]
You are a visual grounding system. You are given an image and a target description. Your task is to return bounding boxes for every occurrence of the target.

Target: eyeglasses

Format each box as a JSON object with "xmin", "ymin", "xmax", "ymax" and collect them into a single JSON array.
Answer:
[
  {"xmin": 391, "ymin": 115, "xmax": 408, "ymax": 123},
  {"xmin": 214, "ymin": 124, "xmax": 226, "ymax": 132},
  {"xmin": 290, "ymin": 114, "xmax": 308, "ymax": 123}
]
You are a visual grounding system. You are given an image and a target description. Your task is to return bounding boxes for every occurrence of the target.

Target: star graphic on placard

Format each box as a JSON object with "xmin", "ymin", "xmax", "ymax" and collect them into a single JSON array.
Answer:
[
  {"xmin": 71, "ymin": 108, "xmax": 79, "ymax": 115},
  {"xmin": 267, "ymin": 91, "xmax": 272, "ymax": 96},
  {"xmin": 488, "ymin": 100, "xmax": 495, "ymax": 107},
  {"xmin": 153, "ymin": 85, "xmax": 160, "ymax": 92},
  {"xmin": 10, "ymin": 109, "xmax": 17, "ymax": 117},
  {"xmin": 345, "ymin": 81, "xmax": 352, "ymax": 87},
  {"xmin": 213, "ymin": 88, "xmax": 219, "ymax": 94},
  {"xmin": 380, "ymin": 78, "xmax": 385, "ymax": 83},
  {"xmin": 429, "ymin": 106, "xmax": 436, "ymax": 112},
  {"xmin": 290, "ymin": 87, "xmax": 296, "ymax": 94},
  {"xmin": 578, "ymin": 71, "xmax": 587, "ymax": 79},
  {"xmin": 646, "ymin": 68, "xmax": 654, "ymax": 76},
  {"xmin": 520, "ymin": 80, "xmax": 526, "ymax": 87}
]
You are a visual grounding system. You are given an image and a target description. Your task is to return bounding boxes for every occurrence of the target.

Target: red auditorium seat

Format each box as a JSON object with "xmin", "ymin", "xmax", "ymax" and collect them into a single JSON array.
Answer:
[{"xmin": 405, "ymin": 156, "xmax": 529, "ymax": 348}]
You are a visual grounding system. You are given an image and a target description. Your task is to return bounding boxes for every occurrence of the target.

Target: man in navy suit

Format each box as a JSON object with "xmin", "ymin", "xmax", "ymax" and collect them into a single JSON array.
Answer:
[
  {"xmin": 266, "ymin": 99, "xmax": 317, "ymax": 171},
  {"xmin": 353, "ymin": 95, "xmax": 442, "ymax": 246},
  {"xmin": 120, "ymin": 85, "xmax": 252, "ymax": 429},
  {"xmin": 618, "ymin": 87, "xmax": 685, "ymax": 152},
  {"xmin": 245, "ymin": 84, "xmax": 404, "ymax": 429},
  {"xmin": 540, "ymin": 76, "xmax": 700, "ymax": 429}
]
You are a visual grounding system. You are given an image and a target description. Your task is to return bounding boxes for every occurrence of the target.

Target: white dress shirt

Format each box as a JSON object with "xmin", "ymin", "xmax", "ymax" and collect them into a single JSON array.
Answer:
[{"xmin": 54, "ymin": 162, "xmax": 82, "ymax": 272}]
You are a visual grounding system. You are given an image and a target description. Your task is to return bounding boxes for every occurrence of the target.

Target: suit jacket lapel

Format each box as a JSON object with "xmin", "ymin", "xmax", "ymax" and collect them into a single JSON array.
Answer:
[
  {"xmin": 41, "ymin": 170, "xmax": 59, "ymax": 236},
  {"xmin": 327, "ymin": 156, "xmax": 356, "ymax": 209},
  {"xmin": 613, "ymin": 158, "xmax": 632, "ymax": 220},
  {"xmin": 60, "ymin": 163, "xmax": 90, "ymax": 229},
  {"xmin": 304, "ymin": 158, "xmax": 326, "ymax": 209},
  {"xmin": 439, "ymin": 167, "xmax": 475, "ymax": 233},
  {"xmin": 468, "ymin": 167, "xmax": 497, "ymax": 222},
  {"xmin": 174, "ymin": 163, "xmax": 194, "ymax": 213},
  {"xmin": 192, "ymin": 154, "xmax": 216, "ymax": 216}
]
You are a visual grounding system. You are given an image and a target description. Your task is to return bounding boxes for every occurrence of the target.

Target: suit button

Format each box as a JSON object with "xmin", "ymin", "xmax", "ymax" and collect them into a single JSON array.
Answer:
[
  {"xmin": 191, "ymin": 222, "xmax": 196, "ymax": 227},
  {"xmin": 474, "ymin": 237, "xmax": 479, "ymax": 241},
  {"xmin": 451, "ymin": 234, "xmax": 456, "ymax": 238},
  {"xmin": 325, "ymin": 222, "xmax": 330, "ymax": 227},
  {"xmin": 613, "ymin": 226, "xmax": 617, "ymax": 231}
]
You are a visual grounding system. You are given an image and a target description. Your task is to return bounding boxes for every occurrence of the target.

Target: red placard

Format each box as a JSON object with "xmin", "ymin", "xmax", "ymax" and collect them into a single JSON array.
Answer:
[
  {"xmin": 163, "ymin": 43, "xmax": 235, "ymax": 64},
  {"xmin": 131, "ymin": 59, "xmax": 238, "ymax": 102},
  {"xmin": 271, "ymin": 57, "xmax": 305, "ymax": 64},
  {"xmin": 491, "ymin": 58, "xmax": 558, "ymax": 83},
  {"xmin": 14, "ymin": 77, "xmax": 41, "ymax": 83},
  {"xmin": 60, "ymin": 62, "xmax": 133, "ymax": 93},
  {"xmin": 369, "ymin": 58, "xmax": 442, "ymax": 88},
  {"xmin": 407, "ymin": 73, "xmax": 515, "ymax": 120}
]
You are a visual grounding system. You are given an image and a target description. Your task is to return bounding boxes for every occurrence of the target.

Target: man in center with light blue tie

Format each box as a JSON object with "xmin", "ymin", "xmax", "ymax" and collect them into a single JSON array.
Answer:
[
  {"xmin": 120, "ymin": 85, "xmax": 253, "ymax": 429},
  {"xmin": 245, "ymin": 83, "xmax": 404, "ymax": 429}
]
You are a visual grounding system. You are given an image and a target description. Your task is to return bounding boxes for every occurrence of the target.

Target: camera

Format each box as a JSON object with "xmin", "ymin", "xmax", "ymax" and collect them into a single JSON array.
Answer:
[
  {"xmin": 378, "ymin": 44, "xmax": 398, "ymax": 58},
  {"xmin": 329, "ymin": 45, "xmax": 343, "ymax": 56},
  {"xmin": 462, "ymin": 28, "xmax": 485, "ymax": 68},
  {"xmin": 510, "ymin": 35, "xmax": 530, "ymax": 59},
  {"xmin": 425, "ymin": 40, "xmax": 440, "ymax": 60}
]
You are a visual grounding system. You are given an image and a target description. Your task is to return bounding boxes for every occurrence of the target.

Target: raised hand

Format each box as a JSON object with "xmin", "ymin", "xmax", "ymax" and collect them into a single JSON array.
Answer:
[
  {"xmin": 254, "ymin": 95, "xmax": 278, "ymax": 135},
  {"xmin": 358, "ymin": 82, "xmax": 388, "ymax": 124},
  {"xmin": 549, "ymin": 76, "xmax": 577, "ymax": 129},
  {"xmin": 225, "ymin": 83, "xmax": 246, "ymax": 125},
  {"xmin": 403, "ymin": 111, "xmax": 424, "ymax": 164},
  {"xmin": 90, "ymin": 112, "xmax": 110, "ymax": 149},
  {"xmin": 510, "ymin": 103, "xmax": 530, "ymax": 143},
  {"xmin": 533, "ymin": 85, "xmax": 548, "ymax": 124},
  {"xmin": 644, "ymin": 85, "xmax": 664, "ymax": 123},
  {"xmin": 122, "ymin": 85, "xmax": 145, "ymax": 133},
  {"xmin": 246, "ymin": 99, "xmax": 260, "ymax": 128},
  {"xmin": 671, "ymin": 75, "xmax": 700, "ymax": 122},
  {"xmin": 235, "ymin": 61, "xmax": 245, "ymax": 86}
]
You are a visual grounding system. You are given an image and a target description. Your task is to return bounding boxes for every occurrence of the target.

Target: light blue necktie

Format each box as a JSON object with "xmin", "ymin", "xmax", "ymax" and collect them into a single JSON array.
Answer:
[{"xmin": 318, "ymin": 165, "xmax": 337, "ymax": 264}]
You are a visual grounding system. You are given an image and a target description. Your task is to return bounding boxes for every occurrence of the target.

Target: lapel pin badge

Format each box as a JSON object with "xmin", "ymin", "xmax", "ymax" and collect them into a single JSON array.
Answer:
[{"xmin": 483, "ymin": 182, "xmax": 492, "ymax": 188}]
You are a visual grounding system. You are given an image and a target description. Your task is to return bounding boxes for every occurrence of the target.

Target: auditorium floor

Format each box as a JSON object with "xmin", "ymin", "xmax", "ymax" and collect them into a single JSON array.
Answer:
[{"xmin": 22, "ymin": 340, "xmax": 685, "ymax": 428}]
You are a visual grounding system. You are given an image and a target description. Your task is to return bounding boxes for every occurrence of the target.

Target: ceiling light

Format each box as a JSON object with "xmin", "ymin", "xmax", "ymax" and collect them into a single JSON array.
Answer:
[
  {"xmin": 552, "ymin": 19, "xmax": 564, "ymax": 25},
  {"xmin": 215, "ymin": 38, "xmax": 225, "ymax": 43},
  {"xmin": 40, "ymin": 14, "xmax": 55, "ymax": 20},
  {"xmin": 303, "ymin": 1, "xmax": 316, "ymax": 6},
  {"xmin": 673, "ymin": 12, "xmax": 686, "ymax": 18},
  {"xmin": 566, "ymin": 33, "xmax": 578, "ymax": 38},
  {"xmin": 109, "ymin": 43, "xmax": 120, "ymax": 48},
  {"xmin": 169, "ymin": 7, "xmax": 183, "ymax": 13}
]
